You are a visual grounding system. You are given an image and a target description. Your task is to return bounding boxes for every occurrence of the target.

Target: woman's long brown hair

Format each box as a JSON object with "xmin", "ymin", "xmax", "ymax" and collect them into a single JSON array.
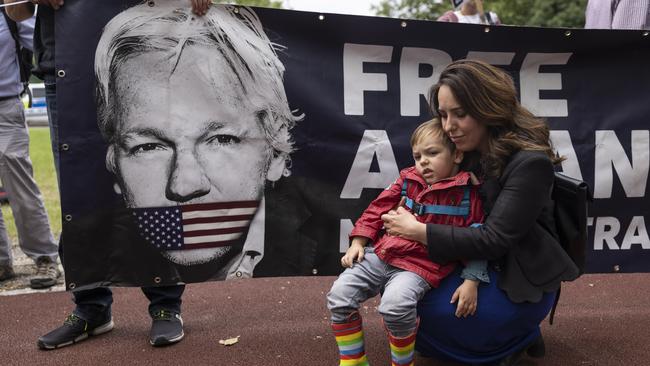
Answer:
[{"xmin": 428, "ymin": 59, "xmax": 563, "ymax": 178}]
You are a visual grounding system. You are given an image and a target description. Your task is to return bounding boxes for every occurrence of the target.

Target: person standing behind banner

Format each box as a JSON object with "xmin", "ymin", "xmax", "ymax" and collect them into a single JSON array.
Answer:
[
  {"xmin": 437, "ymin": 0, "xmax": 501, "ymax": 25},
  {"xmin": 381, "ymin": 60, "xmax": 579, "ymax": 365},
  {"xmin": 5, "ymin": 0, "xmax": 211, "ymax": 351},
  {"xmin": 0, "ymin": 5, "xmax": 60, "ymax": 288},
  {"xmin": 585, "ymin": 0, "xmax": 650, "ymax": 29}
]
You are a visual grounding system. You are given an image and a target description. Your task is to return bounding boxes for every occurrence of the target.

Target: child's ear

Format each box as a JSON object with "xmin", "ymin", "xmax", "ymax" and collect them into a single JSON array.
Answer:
[{"xmin": 453, "ymin": 149, "xmax": 464, "ymax": 165}]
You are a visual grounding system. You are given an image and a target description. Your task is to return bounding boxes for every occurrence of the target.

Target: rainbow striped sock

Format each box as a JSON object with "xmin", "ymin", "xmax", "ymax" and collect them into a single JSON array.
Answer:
[
  {"xmin": 388, "ymin": 331, "xmax": 416, "ymax": 366},
  {"xmin": 331, "ymin": 313, "xmax": 369, "ymax": 366}
]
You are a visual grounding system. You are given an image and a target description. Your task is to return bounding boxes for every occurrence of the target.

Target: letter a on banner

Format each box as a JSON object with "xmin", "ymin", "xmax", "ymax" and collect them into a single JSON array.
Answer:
[{"xmin": 341, "ymin": 130, "xmax": 399, "ymax": 199}]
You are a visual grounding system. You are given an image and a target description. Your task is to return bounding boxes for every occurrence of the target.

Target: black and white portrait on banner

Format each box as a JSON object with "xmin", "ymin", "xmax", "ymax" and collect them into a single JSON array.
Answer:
[
  {"xmin": 56, "ymin": 0, "xmax": 650, "ymax": 290},
  {"xmin": 93, "ymin": 2, "xmax": 300, "ymax": 280}
]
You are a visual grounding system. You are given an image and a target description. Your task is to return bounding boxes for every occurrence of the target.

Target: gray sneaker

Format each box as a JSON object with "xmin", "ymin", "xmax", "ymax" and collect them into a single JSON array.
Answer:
[
  {"xmin": 37, "ymin": 313, "xmax": 114, "ymax": 350},
  {"xmin": 30, "ymin": 257, "xmax": 61, "ymax": 289},
  {"xmin": 0, "ymin": 265, "xmax": 15, "ymax": 281},
  {"xmin": 149, "ymin": 310, "xmax": 184, "ymax": 346}
]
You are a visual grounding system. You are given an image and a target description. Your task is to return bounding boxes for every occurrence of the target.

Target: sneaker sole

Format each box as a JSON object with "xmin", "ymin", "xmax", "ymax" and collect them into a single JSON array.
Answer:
[
  {"xmin": 149, "ymin": 330, "xmax": 185, "ymax": 347},
  {"xmin": 37, "ymin": 319, "xmax": 114, "ymax": 350},
  {"xmin": 30, "ymin": 278, "xmax": 57, "ymax": 289}
]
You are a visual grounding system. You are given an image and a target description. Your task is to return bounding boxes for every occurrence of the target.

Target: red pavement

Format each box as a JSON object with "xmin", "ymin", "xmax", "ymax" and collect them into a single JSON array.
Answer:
[{"xmin": 1, "ymin": 274, "xmax": 648, "ymax": 366}]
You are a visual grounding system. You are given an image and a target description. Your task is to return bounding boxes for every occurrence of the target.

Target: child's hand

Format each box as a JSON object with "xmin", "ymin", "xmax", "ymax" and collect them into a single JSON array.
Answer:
[
  {"xmin": 341, "ymin": 243, "xmax": 365, "ymax": 268},
  {"xmin": 450, "ymin": 279, "xmax": 479, "ymax": 318}
]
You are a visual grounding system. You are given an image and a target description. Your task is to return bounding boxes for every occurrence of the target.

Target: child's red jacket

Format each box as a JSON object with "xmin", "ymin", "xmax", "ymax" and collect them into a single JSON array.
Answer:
[{"xmin": 350, "ymin": 167, "xmax": 484, "ymax": 287}]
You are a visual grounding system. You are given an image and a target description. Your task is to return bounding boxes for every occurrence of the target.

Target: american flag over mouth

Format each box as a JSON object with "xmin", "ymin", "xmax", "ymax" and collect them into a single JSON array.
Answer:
[{"xmin": 132, "ymin": 201, "xmax": 259, "ymax": 250}]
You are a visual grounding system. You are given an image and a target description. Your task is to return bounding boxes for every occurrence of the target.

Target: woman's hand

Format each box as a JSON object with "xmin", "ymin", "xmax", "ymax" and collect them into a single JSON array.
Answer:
[
  {"xmin": 190, "ymin": 0, "xmax": 210, "ymax": 16},
  {"xmin": 451, "ymin": 279, "xmax": 479, "ymax": 318},
  {"xmin": 381, "ymin": 207, "xmax": 427, "ymax": 244}
]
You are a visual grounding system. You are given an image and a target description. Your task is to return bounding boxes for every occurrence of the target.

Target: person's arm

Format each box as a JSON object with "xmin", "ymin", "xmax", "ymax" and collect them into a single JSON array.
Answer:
[
  {"xmin": 460, "ymin": 259, "xmax": 490, "ymax": 283},
  {"xmin": 611, "ymin": 0, "xmax": 650, "ymax": 29},
  {"xmin": 341, "ymin": 236, "xmax": 368, "ymax": 268},
  {"xmin": 437, "ymin": 10, "xmax": 458, "ymax": 22},
  {"xmin": 16, "ymin": 15, "xmax": 35, "ymax": 52},
  {"xmin": 3, "ymin": 0, "xmax": 35, "ymax": 21},
  {"xmin": 381, "ymin": 206, "xmax": 427, "ymax": 243},
  {"xmin": 584, "ymin": 0, "xmax": 613, "ymax": 29},
  {"xmin": 426, "ymin": 152, "xmax": 555, "ymax": 263},
  {"xmin": 351, "ymin": 174, "xmax": 407, "ymax": 243}
]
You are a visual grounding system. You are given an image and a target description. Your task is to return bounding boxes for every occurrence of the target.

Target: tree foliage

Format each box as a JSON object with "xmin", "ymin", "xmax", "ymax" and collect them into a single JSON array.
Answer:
[{"xmin": 372, "ymin": 0, "xmax": 588, "ymax": 28}]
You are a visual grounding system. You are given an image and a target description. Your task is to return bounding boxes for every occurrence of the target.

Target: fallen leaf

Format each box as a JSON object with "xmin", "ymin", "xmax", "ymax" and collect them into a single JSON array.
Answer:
[{"xmin": 219, "ymin": 336, "xmax": 240, "ymax": 346}]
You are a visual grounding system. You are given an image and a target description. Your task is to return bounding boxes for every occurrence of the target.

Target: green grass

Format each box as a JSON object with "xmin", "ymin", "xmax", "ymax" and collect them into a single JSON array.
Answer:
[{"xmin": 1, "ymin": 127, "xmax": 61, "ymax": 243}]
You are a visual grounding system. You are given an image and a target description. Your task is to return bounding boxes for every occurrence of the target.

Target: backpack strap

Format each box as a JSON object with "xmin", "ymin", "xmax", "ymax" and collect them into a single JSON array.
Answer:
[
  {"xmin": 484, "ymin": 11, "xmax": 495, "ymax": 25},
  {"xmin": 548, "ymin": 285, "xmax": 561, "ymax": 325},
  {"xmin": 402, "ymin": 185, "xmax": 471, "ymax": 217},
  {"xmin": 401, "ymin": 180, "xmax": 408, "ymax": 197}
]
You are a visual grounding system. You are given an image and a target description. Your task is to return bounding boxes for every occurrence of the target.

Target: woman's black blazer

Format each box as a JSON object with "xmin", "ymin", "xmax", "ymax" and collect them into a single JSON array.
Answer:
[{"xmin": 426, "ymin": 150, "xmax": 580, "ymax": 302}]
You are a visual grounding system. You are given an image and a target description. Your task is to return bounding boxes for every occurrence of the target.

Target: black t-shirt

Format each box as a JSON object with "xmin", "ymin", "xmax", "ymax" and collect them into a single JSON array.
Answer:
[{"xmin": 33, "ymin": 6, "xmax": 54, "ymax": 79}]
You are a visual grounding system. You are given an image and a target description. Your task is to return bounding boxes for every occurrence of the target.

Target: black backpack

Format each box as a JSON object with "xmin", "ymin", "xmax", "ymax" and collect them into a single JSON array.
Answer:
[
  {"xmin": 1, "ymin": 9, "xmax": 34, "ymax": 104},
  {"xmin": 504, "ymin": 152, "xmax": 591, "ymax": 275},
  {"xmin": 552, "ymin": 172, "xmax": 591, "ymax": 276}
]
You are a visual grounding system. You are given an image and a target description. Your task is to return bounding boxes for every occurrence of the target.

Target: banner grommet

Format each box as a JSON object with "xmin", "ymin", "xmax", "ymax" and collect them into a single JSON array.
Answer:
[
  {"xmin": 61, "ymin": 143, "xmax": 69, "ymax": 151},
  {"xmin": 57, "ymin": 69, "xmax": 66, "ymax": 78},
  {"xmin": 484, "ymin": 27, "xmax": 490, "ymax": 33},
  {"xmin": 147, "ymin": 1, "xmax": 154, "ymax": 7},
  {"xmin": 564, "ymin": 30, "xmax": 572, "ymax": 37},
  {"xmin": 64, "ymin": 214, "xmax": 72, "ymax": 222},
  {"xmin": 154, "ymin": 277, "xmax": 162, "ymax": 284},
  {"xmin": 400, "ymin": 21, "xmax": 407, "ymax": 28},
  {"xmin": 69, "ymin": 283, "xmax": 76, "ymax": 289}
]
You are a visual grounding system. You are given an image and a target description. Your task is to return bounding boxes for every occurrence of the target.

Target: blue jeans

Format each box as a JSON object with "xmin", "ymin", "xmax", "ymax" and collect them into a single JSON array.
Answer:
[
  {"xmin": 327, "ymin": 247, "xmax": 430, "ymax": 337},
  {"xmin": 72, "ymin": 285, "xmax": 186, "ymax": 322},
  {"xmin": 45, "ymin": 78, "xmax": 185, "ymax": 322}
]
